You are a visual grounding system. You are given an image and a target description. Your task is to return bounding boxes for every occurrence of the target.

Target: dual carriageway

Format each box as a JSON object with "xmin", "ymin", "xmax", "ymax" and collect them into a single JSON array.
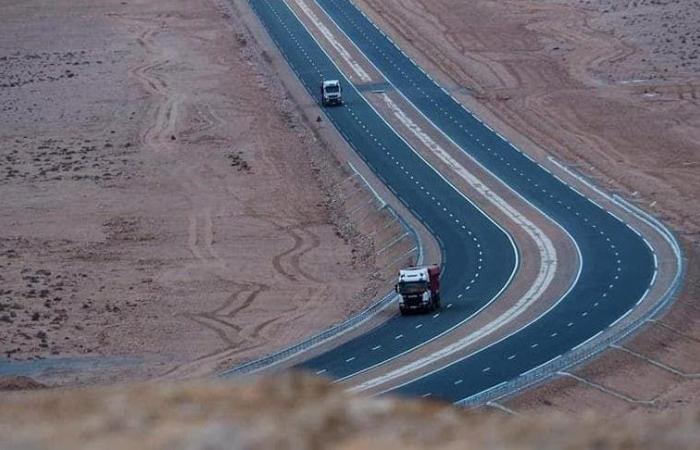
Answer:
[{"xmin": 222, "ymin": 0, "xmax": 683, "ymax": 404}]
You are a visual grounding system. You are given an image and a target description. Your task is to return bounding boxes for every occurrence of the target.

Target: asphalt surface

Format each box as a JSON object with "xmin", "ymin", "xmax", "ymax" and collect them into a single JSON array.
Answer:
[{"xmin": 247, "ymin": 0, "xmax": 656, "ymax": 401}]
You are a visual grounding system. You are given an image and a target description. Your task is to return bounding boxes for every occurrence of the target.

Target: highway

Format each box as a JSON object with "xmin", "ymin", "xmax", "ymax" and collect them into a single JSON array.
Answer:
[
  {"xmin": 249, "ymin": 0, "xmax": 519, "ymax": 379},
  {"xmin": 245, "ymin": 0, "xmax": 660, "ymax": 402}
]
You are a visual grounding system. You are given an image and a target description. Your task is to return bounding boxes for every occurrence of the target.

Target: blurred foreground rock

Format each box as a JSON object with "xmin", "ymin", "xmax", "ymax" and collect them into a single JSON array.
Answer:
[
  {"xmin": 0, "ymin": 376, "xmax": 47, "ymax": 391},
  {"xmin": 0, "ymin": 373, "xmax": 698, "ymax": 449}
]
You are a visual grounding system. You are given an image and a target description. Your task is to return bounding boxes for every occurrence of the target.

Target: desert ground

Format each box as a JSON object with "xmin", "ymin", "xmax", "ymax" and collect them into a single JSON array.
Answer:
[
  {"xmin": 354, "ymin": 0, "xmax": 700, "ymax": 414},
  {"xmin": 0, "ymin": 0, "xmax": 422, "ymax": 385},
  {"xmin": 1, "ymin": 0, "xmax": 699, "ymax": 435}
]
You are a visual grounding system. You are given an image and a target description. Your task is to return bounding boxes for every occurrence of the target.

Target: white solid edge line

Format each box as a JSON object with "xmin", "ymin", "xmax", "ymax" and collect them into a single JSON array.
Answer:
[
  {"xmin": 347, "ymin": 161, "xmax": 387, "ymax": 207},
  {"xmin": 519, "ymin": 355, "xmax": 562, "ymax": 378},
  {"xmin": 608, "ymin": 307, "xmax": 634, "ymax": 329},
  {"xmin": 571, "ymin": 330, "xmax": 603, "ymax": 352}
]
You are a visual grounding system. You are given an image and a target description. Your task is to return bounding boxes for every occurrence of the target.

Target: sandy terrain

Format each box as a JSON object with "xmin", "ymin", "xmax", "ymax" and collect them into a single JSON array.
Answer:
[
  {"xmin": 352, "ymin": 0, "xmax": 700, "ymax": 414},
  {"xmin": 2, "ymin": 0, "xmax": 696, "ymax": 419},
  {"xmin": 0, "ymin": 0, "xmax": 418, "ymax": 385},
  {"xmin": 1, "ymin": 374, "xmax": 699, "ymax": 449}
]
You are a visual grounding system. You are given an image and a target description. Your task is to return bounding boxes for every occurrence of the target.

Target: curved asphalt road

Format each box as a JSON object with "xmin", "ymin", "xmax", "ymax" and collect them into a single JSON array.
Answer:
[
  {"xmin": 250, "ymin": 0, "xmax": 518, "ymax": 379},
  {"xmin": 247, "ymin": 0, "xmax": 655, "ymax": 401}
]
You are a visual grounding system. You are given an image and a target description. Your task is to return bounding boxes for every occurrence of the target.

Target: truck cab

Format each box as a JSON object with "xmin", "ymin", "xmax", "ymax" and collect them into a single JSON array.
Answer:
[
  {"xmin": 321, "ymin": 79, "xmax": 343, "ymax": 106},
  {"xmin": 396, "ymin": 265, "xmax": 441, "ymax": 315}
]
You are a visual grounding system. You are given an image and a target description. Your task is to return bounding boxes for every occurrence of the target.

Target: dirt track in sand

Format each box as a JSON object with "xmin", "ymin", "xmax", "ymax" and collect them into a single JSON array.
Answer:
[
  {"xmin": 0, "ymin": 0, "xmax": 414, "ymax": 385},
  {"xmin": 352, "ymin": 0, "xmax": 700, "ymax": 414}
]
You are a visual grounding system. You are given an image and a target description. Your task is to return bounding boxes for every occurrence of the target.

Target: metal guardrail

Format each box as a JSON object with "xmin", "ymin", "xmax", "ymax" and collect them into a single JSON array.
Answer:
[
  {"xmin": 220, "ymin": 189, "xmax": 424, "ymax": 378},
  {"xmin": 456, "ymin": 193, "xmax": 685, "ymax": 407}
]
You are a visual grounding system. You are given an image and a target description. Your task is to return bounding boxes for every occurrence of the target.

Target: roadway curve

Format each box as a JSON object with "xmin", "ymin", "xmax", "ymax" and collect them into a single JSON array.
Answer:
[
  {"xmin": 237, "ymin": 0, "xmax": 675, "ymax": 403},
  {"xmin": 248, "ymin": 0, "xmax": 521, "ymax": 379}
]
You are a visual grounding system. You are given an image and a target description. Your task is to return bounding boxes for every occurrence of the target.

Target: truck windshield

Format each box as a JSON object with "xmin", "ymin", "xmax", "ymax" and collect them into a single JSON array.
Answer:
[
  {"xmin": 397, "ymin": 281, "xmax": 427, "ymax": 295},
  {"xmin": 325, "ymin": 85, "xmax": 340, "ymax": 93}
]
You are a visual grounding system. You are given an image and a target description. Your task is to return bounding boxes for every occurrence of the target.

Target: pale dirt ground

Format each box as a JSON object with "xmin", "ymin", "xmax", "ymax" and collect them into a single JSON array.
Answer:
[
  {"xmin": 353, "ymin": 0, "xmax": 700, "ymax": 414},
  {"xmin": 1, "ymin": 374, "xmax": 699, "ymax": 449},
  {"xmin": 0, "ymin": 0, "xmax": 416, "ymax": 385}
]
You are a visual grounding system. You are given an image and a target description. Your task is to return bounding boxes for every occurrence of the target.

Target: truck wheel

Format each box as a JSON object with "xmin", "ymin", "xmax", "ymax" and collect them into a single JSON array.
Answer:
[{"xmin": 399, "ymin": 306, "xmax": 407, "ymax": 315}]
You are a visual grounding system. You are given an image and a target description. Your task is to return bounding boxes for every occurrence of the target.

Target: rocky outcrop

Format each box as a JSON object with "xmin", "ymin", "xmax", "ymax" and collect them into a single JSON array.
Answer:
[
  {"xmin": 0, "ymin": 376, "xmax": 46, "ymax": 391},
  {"xmin": 0, "ymin": 373, "xmax": 698, "ymax": 449}
]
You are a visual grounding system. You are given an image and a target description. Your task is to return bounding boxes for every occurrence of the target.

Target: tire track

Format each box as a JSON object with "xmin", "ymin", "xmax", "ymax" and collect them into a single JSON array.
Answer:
[
  {"xmin": 290, "ymin": 226, "xmax": 324, "ymax": 283},
  {"xmin": 116, "ymin": 12, "xmax": 276, "ymax": 375},
  {"xmin": 270, "ymin": 223, "xmax": 325, "ymax": 283},
  {"xmin": 142, "ymin": 94, "xmax": 181, "ymax": 152},
  {"xmin": 160, "ymin": 284, "xmax": 271, "ymax": 379},
  {"xmin": 115, "ymin": 13, "xmax": 181, "ymax": 153},
  {"xmin": 272, "ymin": 227, "xmax": 305, "ymax": 281}
]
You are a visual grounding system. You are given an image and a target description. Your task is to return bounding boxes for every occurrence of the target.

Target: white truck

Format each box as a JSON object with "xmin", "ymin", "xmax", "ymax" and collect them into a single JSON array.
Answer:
[
  {"xmin": 320, "ymin": 79, "xmax": 343, "ymax": 106},
  {"xmin": 395, "ymin": 265, "xmax": 441, "ymax": 315}
]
